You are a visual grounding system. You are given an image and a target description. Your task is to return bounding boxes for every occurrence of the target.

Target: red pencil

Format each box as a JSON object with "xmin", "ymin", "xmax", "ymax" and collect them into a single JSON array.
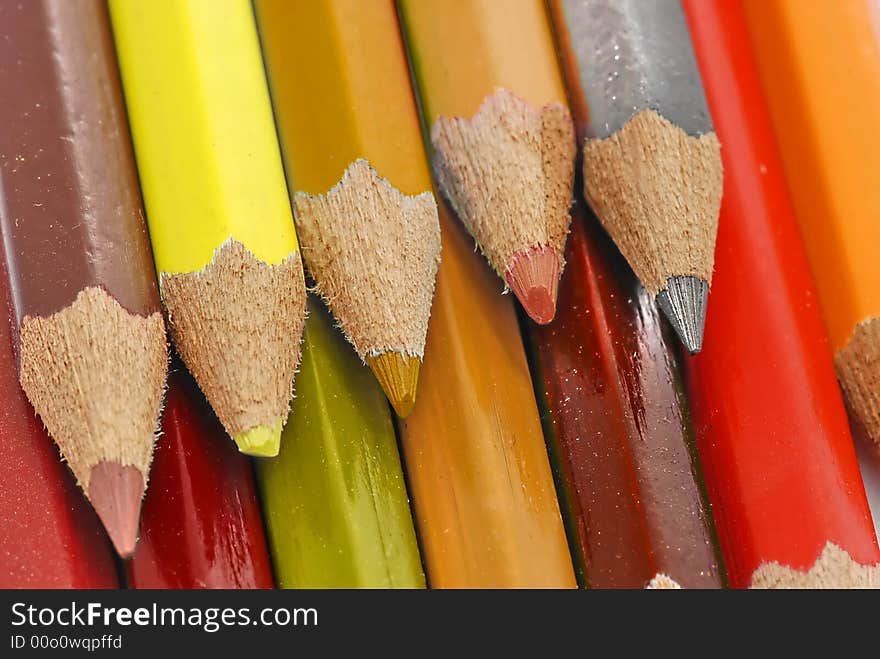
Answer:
[
  {"xmin": 127, "ymin": 363, "xmax": 274, "ymax": 589},
  {"xmin": 0, "ymin": 267, "xmax": 117, "ymax": 588},
  {"xmin": 682, "ymin": 0, "xmax": 880, "ymax": 587}
]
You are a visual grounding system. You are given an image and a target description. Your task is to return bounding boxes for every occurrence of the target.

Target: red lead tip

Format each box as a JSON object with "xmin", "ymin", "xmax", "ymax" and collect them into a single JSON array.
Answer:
[
  {"xmin": 87, "ymin": 461, "xmax": 145, "ymax": 559},
  {"xmin": 505, "ymin": 245, "xmax": 561, "ymax": 324}
]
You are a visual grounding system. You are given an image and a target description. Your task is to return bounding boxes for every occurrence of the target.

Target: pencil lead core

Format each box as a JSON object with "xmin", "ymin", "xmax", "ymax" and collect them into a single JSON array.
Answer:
[
  {"xmin": 233, "ymin": 421, "xmax": 283, "ymax": 457},
  {"xmin": 87, "ymin": 461, "xmax": 145, "ymax": 559},
  {"xmin": 367, "ymin": 352, "xmax": 421, "ymax": 418},
  {"xmin": 656, "ymin": 275, "xmax": 708, "ymax": 354},
  {"xmin": 506, "ymin": 245, "xmax": 561, "ymax": 324}
]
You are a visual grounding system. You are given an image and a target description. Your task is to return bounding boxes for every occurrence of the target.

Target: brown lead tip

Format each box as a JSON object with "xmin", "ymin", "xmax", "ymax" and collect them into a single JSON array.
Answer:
[
  {"xmin": 87, "ymin": 461, "xmax": 145, "ymax": 558},
  {"xmin": 506, "ymin": 245, "xmax": 561, "ymax": 324},
  {"xmin": 835, "ymin": 317, "xmax": 880, "ymax": 445},
  {"xmin": 366, "ymin": 352, "xmax": 421, "ymax": 418},
  {"xmin": 431, "ymin": 88, "xmax": 575, "ymax": 317},
  {"xmin": 293, "ymin": 159, "xmax": 441, "ymax": 415}
]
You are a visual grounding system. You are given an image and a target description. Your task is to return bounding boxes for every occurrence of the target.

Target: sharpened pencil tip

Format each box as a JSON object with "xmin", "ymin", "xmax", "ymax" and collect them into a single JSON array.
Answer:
[
  {"xmin": 87, "ymin": 461, "xmax": 145, "ymax": 559},
  {"xmin": 506, "ymin": 245, "xmax": 561, "ymax": 325},
  {"xmin": 234, "ymin": 421, "xmax": 283, "ymax": 457},
  {"xmin": 367, "ymin": 352, "xmax": 421, "ymax": 417},
  {"xmin": 656, "ymin": 276, "xmax": 709, "ymax": 354}
]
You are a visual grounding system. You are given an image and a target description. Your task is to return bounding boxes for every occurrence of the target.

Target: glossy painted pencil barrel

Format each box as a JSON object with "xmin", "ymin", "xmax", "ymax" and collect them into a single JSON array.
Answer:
[
  {"xmin": 398, "ymin": 0, "xmax": 575, "ymax": 587},
  {"xmin": 554, "ymin": 0, "xmax": 711, "ymax": 139},
  {"xmin": 530, "ymin": 204, "xmax": 722, "ymax": 588},
  {"xmin": 399, "ymin": 202, "xmax": 575, "ymax": 588},
  {"xmin": 252, "ymin": 0, "xmax": 425, "ymax": 587},
  {"xmin": 128, "ymin": 364, "xmax": 274, "ymax": 589},
  {"xmin": 110, "ymin": 0, "xmax": 307, "ymax": 458},
  {"xmin": 258, "ymin": 301, "xmax": 424, "ymax": 588},
  {"xmin": 683, "ymin": 0, "xmax": 880, "ymax": 587},
  {"xmin": 0, "ymin": 0, "xmax": 167, "ymax": 558},
  {"xmin": 744, "ymin": 0, "xmax": 880, "ymax": 448}
]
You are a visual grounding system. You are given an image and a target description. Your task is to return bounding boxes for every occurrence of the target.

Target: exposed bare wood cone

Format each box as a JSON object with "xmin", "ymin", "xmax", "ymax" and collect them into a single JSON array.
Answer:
[
  {"xmin": 18, "ymin": 286, "xmax": 167, "ymax": 557},
  {"xmin": 160, "ymin": 239, "xmax": 306, "ymax": 451},
  {"xmin": 835, "ymin": 317, "xmax": 880, "ymax": 445},
  {"xmin": 431, "ymin": 88, "xmax": 575, "ymax": 319},
  {"xmin": 646, "ymin": 574, "xmax": 683, "ymax": 589},
  {"xmin": 583, "ymin": 108, "xmax": 723, "ymax": 352},
  {"xmin": 750, "ymin": 542, "xmax": 880, "ymax": 588},
  {"xmin": 293, "ymin": 159, "xmax": 440, "ymax": 412}
]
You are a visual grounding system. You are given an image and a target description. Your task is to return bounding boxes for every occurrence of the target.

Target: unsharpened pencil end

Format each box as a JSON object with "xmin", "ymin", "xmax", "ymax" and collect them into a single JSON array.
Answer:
[
  {"xmin": 87, "ymin": 461, "xmax": 145, "ymax": 559},
  {"xmin": 656, "ymin": 276, "xmax": 709, "ymax": 354},
  {"xmin": 506, "ymin": 246, "xmax": 561, "ymax": 325},
  {"xmin": 234, "ymin": 421, "xmax": 283, "ymax": 458},
  {"xmin": 367, "ymin": 351, "xmax": 421, "ymax": 418}
]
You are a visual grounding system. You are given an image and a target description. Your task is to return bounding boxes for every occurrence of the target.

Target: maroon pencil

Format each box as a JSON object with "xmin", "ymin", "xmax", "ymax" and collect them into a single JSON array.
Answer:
[{"xmin": 0, "ymin": 0, "xmax": 167, "ymax": 557}]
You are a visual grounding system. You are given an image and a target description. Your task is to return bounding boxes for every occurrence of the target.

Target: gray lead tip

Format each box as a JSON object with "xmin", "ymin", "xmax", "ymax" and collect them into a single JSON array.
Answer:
[{"xmin": 656, "ymin": 276, "xmax": 709, "ymax": 354}]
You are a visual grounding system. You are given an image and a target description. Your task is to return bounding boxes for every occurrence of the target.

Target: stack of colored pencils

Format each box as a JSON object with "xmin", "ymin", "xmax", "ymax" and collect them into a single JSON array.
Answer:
[{"xmin": 1, "ymin": 0, "xmax": 878, "ymax": 589}]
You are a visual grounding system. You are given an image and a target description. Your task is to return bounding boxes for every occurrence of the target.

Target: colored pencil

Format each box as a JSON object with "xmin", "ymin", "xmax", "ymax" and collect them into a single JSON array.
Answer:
[
  {"xmin": 257, "ymin": 300, "xmax": 425, "ymax": 588},
  {"xmin": 0, "ymin": 266, "xmax": 117, "ymax": 588},
  {"xmin": 683, "ymin": 0, "xmax": 880, "ymax": 588},
  {"xmin": 743, "ymin": 0, "xmax": 880, "ymax": 448},
  {"xmin": 529, "ymin": 202, "xmax": 722, "ymax": 588},
  {"xmin": 397, "ymin": 201, "xmax": 575, "ymax": 587},
  {"xmin": 548, "ymin": 0, "xmax": 723, "ymax": 354},
  {"xmin": 398, "ymin": 0, "xmax": 575, "ymax": 325},
  {"xmin": 0, "ymin": 0, "xmax": 167, "ymax": 557},
  {"xmin": 127, "ymin": 362, "xmax": 273, "ymax": 589},
  {"xmin": 255, "ymin": 0, "xmax": 440, "ymax": 418},
  {"xmin": 109, "ymin": 0, "xmax": 307, "ymax": 458}
]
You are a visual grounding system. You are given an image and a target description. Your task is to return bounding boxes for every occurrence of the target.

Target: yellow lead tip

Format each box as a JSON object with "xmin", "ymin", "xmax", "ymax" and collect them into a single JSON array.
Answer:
[
  {"xmin": 233, "ymin": 420, "xmax": 283, "ymax": 457},
  {"xmin": 366, "ymin": 352, "xmax": 421, "ymax": 418}
]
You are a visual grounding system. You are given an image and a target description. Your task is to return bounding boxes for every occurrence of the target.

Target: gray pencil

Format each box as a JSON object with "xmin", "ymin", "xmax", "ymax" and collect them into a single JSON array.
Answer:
[{"xmin": 550, "ymin": 0, "xmax": 723, "ymax": 353}]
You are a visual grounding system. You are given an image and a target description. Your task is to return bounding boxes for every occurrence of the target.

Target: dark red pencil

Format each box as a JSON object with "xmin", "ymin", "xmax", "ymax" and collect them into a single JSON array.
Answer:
[
  {"xmin": 127, "ymin": 363, "xmax": 274, "ymax": 589},
  {"xmin": 529, "ymin": 202, "xmax": 722, "ymax": 588}
]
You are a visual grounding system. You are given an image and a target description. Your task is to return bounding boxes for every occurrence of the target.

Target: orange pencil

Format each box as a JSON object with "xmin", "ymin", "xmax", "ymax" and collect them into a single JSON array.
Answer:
[
  {"xmin": 744, "ymin": 0, "xmax": 880, "ymax": 446},
  {"xmin": 398, "ymin": 0, "xmax": 575, "ymax": 587},
  {"xmin": 398, "ymin": 0, "xmax": 576, "ymax": 324}
]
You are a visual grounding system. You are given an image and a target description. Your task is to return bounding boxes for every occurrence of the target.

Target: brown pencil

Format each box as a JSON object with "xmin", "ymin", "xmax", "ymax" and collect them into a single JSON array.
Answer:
[{"xmin": 0, "ymin": 0, "xmax": 167, "ymax": 557}]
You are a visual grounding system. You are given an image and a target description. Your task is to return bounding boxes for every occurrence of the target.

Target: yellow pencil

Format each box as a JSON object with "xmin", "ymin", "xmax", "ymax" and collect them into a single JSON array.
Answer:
[
  {"xmin": 109, "ymin": 0, "xmax": 306, "ymax": 457},
  {"xmin": 255, "ymin": 0, "xmax": 441, "ymax": 418}
]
